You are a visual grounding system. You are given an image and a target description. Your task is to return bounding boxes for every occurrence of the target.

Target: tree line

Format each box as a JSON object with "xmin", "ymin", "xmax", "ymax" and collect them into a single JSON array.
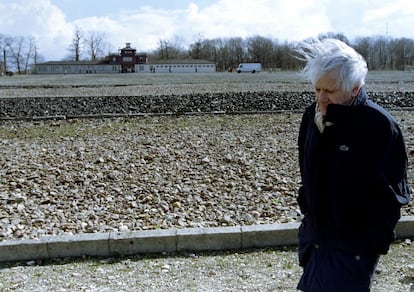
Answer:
[
  {"xmin": 1, "ymin": 31, "xmax": 414, "ymax": 74},
  {"xmin": 184, "ymin": 33, "xmax": 414, "ymax": 71}
]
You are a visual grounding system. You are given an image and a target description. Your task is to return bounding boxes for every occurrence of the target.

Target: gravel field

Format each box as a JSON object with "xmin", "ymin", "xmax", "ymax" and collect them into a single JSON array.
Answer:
[
  {"xmin": 0, "ymin": 71, "xmax": 413, "ymax": 240},
  {"xmin": 0, "ymin": 112, "xmax": 413, "ymax": 241},
  {"xmin": 0, "ymin": 71, "xmax": 413, "ymax": 291},
  {"xmin": 0, "ymin": 113, "xmax": 303, "ymax": 240}
]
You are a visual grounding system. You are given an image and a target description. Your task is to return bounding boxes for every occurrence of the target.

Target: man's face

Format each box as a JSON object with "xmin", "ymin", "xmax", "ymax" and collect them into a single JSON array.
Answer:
[{"xmin": 314, "ymin": 70, "xmax": 355, "ymax": 115}]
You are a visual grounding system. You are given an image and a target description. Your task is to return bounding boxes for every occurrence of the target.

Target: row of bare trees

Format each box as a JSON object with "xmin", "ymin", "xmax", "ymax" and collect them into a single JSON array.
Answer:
[
  {"xmin": 183, "ymin": 35, "xmax": 298, "ymax": 71},
  {"xmin": 0, "ymin": 28, "xmax": 109, "ymax": 74},
  {"xmin": 180, "ymin": 33, "xmax": 414, "ymax": 71},
  {"xmin": 1, "ymin": 30, "xmax": 414, "ymax": 74},
  {"xmin": 0, "ymin": 34, "xmax": 40, "ymax": 74},
  {"xmin": 354, "ymin": 35, "xmax": 414, "ymax": 70},
  {"xmin": 67, "ymin": 27, "xmax": 110, "ymax": 62}
]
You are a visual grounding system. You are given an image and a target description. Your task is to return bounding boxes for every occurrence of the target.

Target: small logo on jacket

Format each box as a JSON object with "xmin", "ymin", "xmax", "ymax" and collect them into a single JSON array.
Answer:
[{"xmin": 339, "ymin": 145, "xmax": 350, "ymax": 151}]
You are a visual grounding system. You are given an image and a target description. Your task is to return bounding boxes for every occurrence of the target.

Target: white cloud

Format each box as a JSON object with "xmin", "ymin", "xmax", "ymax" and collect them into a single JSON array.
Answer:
[
  {"xmin": 182, "ymin": 0, "xmax": 332, "ymax": 41},
  {"xmin": 66, "ymin": 5, "xmax": 188, "ymax": 55},
  {"xmin": 0, "ymin": 0, "xmax": 72, "ymax": 60},
  {"xmin": 1, "ymin": 0, "xmax": 414, "ymax": 61},
  {"xmin": 361, "ymin": 0, "xmax": 414, "ymax": 37}
]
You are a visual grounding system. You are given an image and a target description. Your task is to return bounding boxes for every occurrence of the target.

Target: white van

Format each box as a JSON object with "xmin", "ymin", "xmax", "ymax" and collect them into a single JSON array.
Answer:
[{"xmin": 236, "ymin": 63, "xmax": 262, "ymax": 73}]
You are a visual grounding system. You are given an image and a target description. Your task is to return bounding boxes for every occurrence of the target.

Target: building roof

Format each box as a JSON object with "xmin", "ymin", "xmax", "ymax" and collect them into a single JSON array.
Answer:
[
  {"xmin": 148, "ymin": 59, "xmax": 214, "ymax": 65},
  {"xmin": 37, "ymin": 60, "xmax": 109, "ymax": 66},
  {"xmin": 37, "ymin": 59, "xmax": 215, "ymax": 66}
]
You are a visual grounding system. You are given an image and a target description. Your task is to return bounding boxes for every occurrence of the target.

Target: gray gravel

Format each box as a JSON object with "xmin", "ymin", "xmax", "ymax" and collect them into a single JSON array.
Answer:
[
  {"xmin": 1, "ymin": 113, "xmax": 413, "ymax": 241},
  {"xmin": 1, "ymin": 87, "xmax": 414, "ymax": 119},
  {"xmin": 0, "ymin": 112, "xmax": 413, "ymax": 292},
  {"xmin": 0, "ymin": 72, "xmax": 413, "ymax": 291},
  {"xmin": 0, "ymin": 240, "xmax": 413, "ymax": 291},
  {"xmin": 0, "ymin": 114, "xmax": 303, "ymax": 240},
  {"xmin": 2, "ymin": 71, "xmax": 414, "ymax": 119}
]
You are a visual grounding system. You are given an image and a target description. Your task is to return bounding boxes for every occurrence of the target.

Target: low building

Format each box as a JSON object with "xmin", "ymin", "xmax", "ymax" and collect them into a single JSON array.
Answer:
[
  {"xmin": 136, "ymin": 59, "xmax": 216, "ymax": 73},
  {"xmin": 36, "ymin": 43, "xmax": 147, "ymax": 74},
  {"xmin": 36, "ymin": 60, "xmax": 120, "ymax": 74},
  {"xmin": 107, "ymin": 42, "xmax": 148, "ymax": 73},
  {"xmin": 36, "ymin": 42, "xmax": 216, "ymax": 74}
]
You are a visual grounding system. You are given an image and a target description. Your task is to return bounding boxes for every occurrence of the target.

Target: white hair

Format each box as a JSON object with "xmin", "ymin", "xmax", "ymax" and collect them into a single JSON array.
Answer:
[{"xmin": 295, "ymin": 38, "xmax": 368, "ymax": 93}]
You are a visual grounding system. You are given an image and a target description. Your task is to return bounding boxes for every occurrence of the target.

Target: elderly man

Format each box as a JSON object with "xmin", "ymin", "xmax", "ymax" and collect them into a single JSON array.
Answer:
[{"xmin": 295, "ymin": 38, "xmax": 411, "ymax": 291}]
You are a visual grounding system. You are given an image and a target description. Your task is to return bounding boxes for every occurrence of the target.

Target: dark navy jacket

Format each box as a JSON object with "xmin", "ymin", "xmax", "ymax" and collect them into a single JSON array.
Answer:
[{"xmin": 297, "ymin": 87, "xmax": 411, "ymax": 265}]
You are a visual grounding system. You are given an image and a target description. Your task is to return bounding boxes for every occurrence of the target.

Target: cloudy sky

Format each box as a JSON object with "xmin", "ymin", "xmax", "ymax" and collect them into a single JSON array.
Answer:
[{"xmin": 1, "ymin": 0, "xmax": 414, "ymax": 61}]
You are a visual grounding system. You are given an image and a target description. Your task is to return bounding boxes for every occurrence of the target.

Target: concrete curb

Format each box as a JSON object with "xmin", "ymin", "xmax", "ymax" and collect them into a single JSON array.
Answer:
[{"xmin": 1, "ymin": 216, "xmax": 413, "ymax": 263}]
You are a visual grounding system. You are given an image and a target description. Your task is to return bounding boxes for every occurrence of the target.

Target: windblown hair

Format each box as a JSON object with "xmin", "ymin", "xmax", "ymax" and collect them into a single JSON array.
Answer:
[{"xmin": 295, "ymin": 38, "xmax": 368, "ymax": 93}]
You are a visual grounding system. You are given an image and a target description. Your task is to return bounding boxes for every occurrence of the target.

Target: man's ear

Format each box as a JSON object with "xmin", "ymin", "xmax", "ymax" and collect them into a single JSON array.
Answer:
[{"xmin": 351, "ymin": 86, "xmax": 360, "ymax": 97}]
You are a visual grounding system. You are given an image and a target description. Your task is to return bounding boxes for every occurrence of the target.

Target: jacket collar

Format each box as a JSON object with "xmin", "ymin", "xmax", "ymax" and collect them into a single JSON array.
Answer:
[
  {"xmin": 350, "ymin": 86, "xmax": 368, "ymax": 107},
  {"xmin": 324, "ymin": 86, "xmax": 368, "ymax": 124}
]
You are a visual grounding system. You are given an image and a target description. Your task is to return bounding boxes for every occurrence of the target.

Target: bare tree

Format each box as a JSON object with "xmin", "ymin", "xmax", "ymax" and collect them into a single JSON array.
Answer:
[
  {"xmin": 389, "ymin": 37, "xmax": 414, "ymax": 70},
  {"xmin": 247, "ymin": 35, "xmax": 273, "ymax": 66},
  {"xmin": 354, "ymin": 37, "xmax": 373, "ymax": 69},
  {"xmin": 371, "ymin": 35, "xmax": 390, "ymax": 70},
  {"xmin": 216, "ymin": 38, "xmax": 230, "ymax": 70},
  {"xmin": 67, "ymin": 27, "xmax": 83, "ymax": 61},
  {"xmin": 189, "ymin": 37, "xmax": 224, "ymax": 69},
  {"xmin": 85, "ymin": 31, "xmax": 108, "ymax": 61},
  {"xmin": 6, "ymin": 36, "xmax": 24, "ymax": 74},
  {"xmin": 158, "ymin": 39, "xmax": 169, "ymax": 59},
  {"xmin": 190, "ymin": 37, "xmax": 220, "ymax": 62},
  {"xmin": 31, "ymin": 44, "xmax": 43, "ymax": 73},
  {"xmin": 224, "ymin": 37, "xmax": 245, "ymax": 68},
  {"xmin": 23, "ymin": 36, "xmax": 36, "ymax": 73},
  {"xmin": 33, "ymin": 44, "xmax": 43, "ymax": 65},
  {"xmin": 189, "ymin": 34, "xmax": 203, "ymax": 59},
  {"xmin": 0, "ymin": 35, "xmax": 37, "ymax": 74},
  {"xmin": 169, "ymin": 36, "xmax": 187, "ymax": 59},
  {"xmin": 1, "ymin": 35, "xmax": 15, "ymax": 73},
  {"xmin": 0, "ymin": 34, "xmax": 8, "ymax": 73},
  {"xmin": 156, "ymin": 36, "xmax": 186, "ymax": 60}
]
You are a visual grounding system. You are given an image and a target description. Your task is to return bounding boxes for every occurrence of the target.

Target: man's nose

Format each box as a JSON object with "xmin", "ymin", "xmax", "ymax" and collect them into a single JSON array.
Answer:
[{"xmin": 318, "ymin": 91, "xmax": 329, "ymax": 102}]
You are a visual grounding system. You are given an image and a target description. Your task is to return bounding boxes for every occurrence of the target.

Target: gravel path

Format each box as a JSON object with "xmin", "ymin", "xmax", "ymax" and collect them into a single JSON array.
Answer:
[{"xmin": 0, "ymin": 240, "xmax": 413, "ymax": 291}]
